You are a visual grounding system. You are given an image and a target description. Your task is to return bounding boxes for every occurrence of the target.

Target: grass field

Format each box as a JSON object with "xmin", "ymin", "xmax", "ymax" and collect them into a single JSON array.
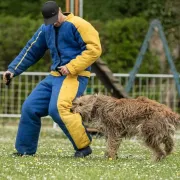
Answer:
[{"xmin": 0, "ymin": 125, "xmax": 180, "ymax": 180}]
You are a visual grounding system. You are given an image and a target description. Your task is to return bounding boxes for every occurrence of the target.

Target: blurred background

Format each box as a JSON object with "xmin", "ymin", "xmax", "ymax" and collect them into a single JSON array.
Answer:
[{"xmin": 0, "ymin": 0, "xmax": 180, "ymax": 124}]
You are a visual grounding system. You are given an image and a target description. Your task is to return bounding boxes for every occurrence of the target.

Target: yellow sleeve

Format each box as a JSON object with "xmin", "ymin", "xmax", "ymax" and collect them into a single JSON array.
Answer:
[{"xmin": 66, "ymin": 17, "xmax": 102, "ymax": 75}]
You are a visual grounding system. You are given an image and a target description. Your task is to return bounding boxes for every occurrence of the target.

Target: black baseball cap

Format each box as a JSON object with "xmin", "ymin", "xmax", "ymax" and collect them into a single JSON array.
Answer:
[{"xmin": 41, "ymin": 1, "xmax": 59, "ymax": 25}]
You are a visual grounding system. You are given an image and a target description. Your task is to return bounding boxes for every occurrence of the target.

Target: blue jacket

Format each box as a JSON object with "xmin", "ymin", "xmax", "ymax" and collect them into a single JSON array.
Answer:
[{"xmin": 8, "ymin": 13, "xmax": 102, "ymax": 76}]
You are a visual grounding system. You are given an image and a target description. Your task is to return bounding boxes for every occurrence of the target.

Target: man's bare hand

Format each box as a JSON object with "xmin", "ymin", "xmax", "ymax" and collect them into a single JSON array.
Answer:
[
  {"xmin": 3, "ymin": 71, "xmax": 14, "ymax": 85},
  {"xmin": 58, "ymin": 66, "xmax": 70, "ymax": 75}
]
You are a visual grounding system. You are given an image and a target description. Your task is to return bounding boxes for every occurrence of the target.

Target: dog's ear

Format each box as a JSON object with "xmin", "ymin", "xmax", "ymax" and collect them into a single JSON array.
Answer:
[
  {"xmin": 94, "ymin": 93, "xmax": 102, "ymax": 96},
  {"xmin": 88, "ymin": 94, "xmax": 98, "ymax": 103}
]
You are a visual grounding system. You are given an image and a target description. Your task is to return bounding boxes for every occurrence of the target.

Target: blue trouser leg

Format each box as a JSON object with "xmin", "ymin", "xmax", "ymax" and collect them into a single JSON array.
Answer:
[
  {"xmin": 15, "ymin": 76, "xmax": 52, "ymax": 154},
  {"xmin": 15, "ymin": 74, "xmax": 91, "ymax": 154}
]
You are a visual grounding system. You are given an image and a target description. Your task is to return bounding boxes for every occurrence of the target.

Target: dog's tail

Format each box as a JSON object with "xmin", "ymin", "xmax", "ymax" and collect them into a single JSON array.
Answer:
[
  {"xmin": 175, "ymin": 114, "xmax": 180, "ymax": 129},
  {"xmin": 166, "ymin": 111, "xmax": 180, "ymax": 130}
]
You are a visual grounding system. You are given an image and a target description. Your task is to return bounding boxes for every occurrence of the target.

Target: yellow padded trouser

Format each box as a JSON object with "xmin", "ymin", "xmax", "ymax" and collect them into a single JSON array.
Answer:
[{"xmin": 57, "ymin": 75, "xmax": 91, "ymax": 149}]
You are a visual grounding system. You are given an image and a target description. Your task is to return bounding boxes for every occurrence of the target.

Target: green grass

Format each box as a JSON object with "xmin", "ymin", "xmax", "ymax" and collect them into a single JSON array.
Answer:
[{"xmin": 0, "ymin": 126, "xmax": 180, "ymax": 180}]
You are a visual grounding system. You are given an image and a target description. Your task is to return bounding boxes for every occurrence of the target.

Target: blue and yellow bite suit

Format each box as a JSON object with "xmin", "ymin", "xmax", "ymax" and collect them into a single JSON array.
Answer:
[{"xmin": 8, "ymin": 13, "xmax": 102, "ymax": 154}]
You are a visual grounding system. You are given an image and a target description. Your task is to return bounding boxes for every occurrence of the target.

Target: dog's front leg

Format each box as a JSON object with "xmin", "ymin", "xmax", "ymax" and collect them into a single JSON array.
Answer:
[{"xmin": 105, "ymin": 133, "xmax": 122, "ymax": 159}]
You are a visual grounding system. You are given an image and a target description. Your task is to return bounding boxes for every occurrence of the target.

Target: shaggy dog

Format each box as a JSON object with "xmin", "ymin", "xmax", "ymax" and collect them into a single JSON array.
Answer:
[{"xmin": 71, "ymin": 94, "xmax": 180, "ymax": 161}]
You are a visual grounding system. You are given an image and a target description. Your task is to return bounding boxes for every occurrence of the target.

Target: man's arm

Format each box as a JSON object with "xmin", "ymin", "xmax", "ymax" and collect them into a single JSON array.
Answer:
[
  {"xmin": 66, "ymin": 18, "xmax": 102, "ymax": 75},
  {"xmin": 7, "ymin": 25, "xmax": 48, "ymax": 77}
]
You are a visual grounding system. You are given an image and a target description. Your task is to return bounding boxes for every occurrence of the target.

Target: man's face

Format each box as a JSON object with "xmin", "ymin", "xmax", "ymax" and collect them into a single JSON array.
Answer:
[
  {"xmin": 53, "ymin": 21, "xmax": 61, "ymax": 27},
  {"xmin": 53, "ymin": 11, "xmax": 62, "ymax": 27}
]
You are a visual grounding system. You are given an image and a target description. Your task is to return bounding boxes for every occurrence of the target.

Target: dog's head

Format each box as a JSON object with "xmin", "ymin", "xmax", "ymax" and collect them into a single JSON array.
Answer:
[{"xmin": 71, "ymin": 95, "xmax": 97, "ymax": 121}]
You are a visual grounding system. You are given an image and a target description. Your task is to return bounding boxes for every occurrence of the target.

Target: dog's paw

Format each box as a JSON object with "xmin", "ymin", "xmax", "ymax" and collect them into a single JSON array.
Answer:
[
  {"xmin": 154, "ymin": 154, "xmax": 166, "ymax": 162},
  {"xmin": 104, "ymin": 152, "xmax": 118, "ymax": 160}
]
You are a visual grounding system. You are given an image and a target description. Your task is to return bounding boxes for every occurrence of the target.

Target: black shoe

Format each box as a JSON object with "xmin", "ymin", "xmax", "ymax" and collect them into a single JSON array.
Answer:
[
  {"xmin": 74, "ymin": 146, "xmax": 92, "ymax": 158},
  {"xmin": 12, "ymin": 152, "xmax": 35, "ymax": 157}
]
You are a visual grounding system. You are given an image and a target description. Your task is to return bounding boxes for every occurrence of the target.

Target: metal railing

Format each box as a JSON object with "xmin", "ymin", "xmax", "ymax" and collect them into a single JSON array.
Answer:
[{"xmin": 0, "ymin": 72, "xmax": 179, "ymax": 120}]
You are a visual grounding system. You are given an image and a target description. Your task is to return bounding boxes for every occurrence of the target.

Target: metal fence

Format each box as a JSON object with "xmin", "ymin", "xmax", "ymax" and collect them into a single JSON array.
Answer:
[{"xmin": 0, "ymin": 72, "xmax": 179, "ymax": 120}]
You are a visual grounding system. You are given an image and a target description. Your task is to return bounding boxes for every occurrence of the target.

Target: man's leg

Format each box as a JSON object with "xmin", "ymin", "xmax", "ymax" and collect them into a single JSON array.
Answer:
[
  {"xmin": 15, "ymin": 76, "xmax": 52, "ymax": 155},
  {"xmin": 49, "ymin": 75, "xmax": 92, "ymax": 155}
]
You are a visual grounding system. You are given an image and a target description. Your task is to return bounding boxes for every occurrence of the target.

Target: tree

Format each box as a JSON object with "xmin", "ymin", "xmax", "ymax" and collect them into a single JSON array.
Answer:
[{"xmin": 0, "ymin": 16, "xmax": 51, "ymax": 72}]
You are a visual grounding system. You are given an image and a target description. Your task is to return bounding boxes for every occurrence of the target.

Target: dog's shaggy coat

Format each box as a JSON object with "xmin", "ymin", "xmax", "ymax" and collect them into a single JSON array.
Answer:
[{"xmin": 72, "ymin": 94, "xmax": 180, "ymax": 161}]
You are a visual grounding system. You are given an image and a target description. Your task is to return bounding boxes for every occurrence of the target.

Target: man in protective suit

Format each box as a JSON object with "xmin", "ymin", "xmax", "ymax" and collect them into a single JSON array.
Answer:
[{"xmin": 3, "ymin": 1, "xmax": 102, "ymax": 157}]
